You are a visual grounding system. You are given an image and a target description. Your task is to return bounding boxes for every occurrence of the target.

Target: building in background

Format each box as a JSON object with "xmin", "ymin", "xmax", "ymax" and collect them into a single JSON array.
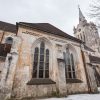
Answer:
[{"xmin": 73, "ymin": 7, "xmax": 100, "ymax": 55}]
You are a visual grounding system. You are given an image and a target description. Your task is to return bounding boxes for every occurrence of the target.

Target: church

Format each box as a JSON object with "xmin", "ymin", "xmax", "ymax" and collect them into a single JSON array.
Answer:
[{"xmin": 0, "ymin": 8, "xmax": 100, "ymax": 100}]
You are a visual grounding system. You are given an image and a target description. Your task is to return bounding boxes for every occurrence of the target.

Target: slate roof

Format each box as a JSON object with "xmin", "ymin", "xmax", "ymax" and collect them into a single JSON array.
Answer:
[
  {"xmin": 0, "ymin": 21, "xmax": 17, "ymax": 33},
  {"xmin": 84, "ymin": 45, "xmax": 95, "ymax": 52},
  {"xmin": 89, "ymin": 55, "xmax": 100, "ymax": 64},
  {"xmin": 18, "ymin": 22, "xmax": 82, "ymax": 43}
]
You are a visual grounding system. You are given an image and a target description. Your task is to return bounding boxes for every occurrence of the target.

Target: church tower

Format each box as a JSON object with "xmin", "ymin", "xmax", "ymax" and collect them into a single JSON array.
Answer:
[{"xmin": 74, "ymin": 7, "xmax": 100, "ymax": 53}]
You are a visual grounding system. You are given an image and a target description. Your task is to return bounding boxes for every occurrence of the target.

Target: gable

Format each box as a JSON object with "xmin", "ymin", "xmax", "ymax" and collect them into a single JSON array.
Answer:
[{"xmin": 17, "ymin": 22, "xmax": 82, "ymax": 43}]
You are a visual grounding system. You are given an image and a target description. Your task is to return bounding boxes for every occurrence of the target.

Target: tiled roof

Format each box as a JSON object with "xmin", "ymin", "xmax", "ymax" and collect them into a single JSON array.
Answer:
[
  {"xmin": 18, "ymin": 22, "xmax": 82, "ymax": 43},
  {"xmin": 0, "ymin": 21, "xmax": 17, "ymax": 33},
  {"xmin": 89, "ymin": 55, "xmax": 100, "ymax": 64}
]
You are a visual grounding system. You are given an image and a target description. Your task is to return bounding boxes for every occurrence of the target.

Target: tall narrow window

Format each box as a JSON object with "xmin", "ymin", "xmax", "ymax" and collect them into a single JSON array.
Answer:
[
  {"xmin": 39, "ymin": 42, "xmax": 45, "ymax": 78},
  {"xmin": 33, "ymin": 41, "xmax": 49, "ymax": 78},
  {"xmin": 33, "ymin": 47, "xmax": 39, "ymax": 78},
  {"xmin": 65, "ymin": 48, "xmax": 76, "ymax": 79},
  {"xmin": 45, "ymin": 49, "xmax": 49, "ymax": 78},
  {"xmin": 71, "ymin": 53, "xmax": 76, "ymax": 78}
]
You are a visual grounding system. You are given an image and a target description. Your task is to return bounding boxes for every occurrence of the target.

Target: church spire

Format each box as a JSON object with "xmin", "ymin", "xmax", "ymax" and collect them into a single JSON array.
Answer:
[{"xmin": 78, "ymin": 5, "xmax": 86, "ymax": 23}]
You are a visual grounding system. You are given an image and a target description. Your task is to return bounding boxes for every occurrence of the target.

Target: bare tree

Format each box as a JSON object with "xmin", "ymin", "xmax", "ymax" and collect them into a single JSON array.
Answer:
[
  {"xmin": 89, "ymin": 0, "xmax": 100, "ymax": 27},
  {"xmin": 90, "ymin": 0, "xmax": 100, "ymax": 19}
]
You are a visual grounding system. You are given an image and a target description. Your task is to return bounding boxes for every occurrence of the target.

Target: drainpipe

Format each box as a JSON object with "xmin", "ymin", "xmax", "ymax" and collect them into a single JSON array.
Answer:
[{"xmin": 81, "ymin": 50, "xmax": 92, "ymax": 93}]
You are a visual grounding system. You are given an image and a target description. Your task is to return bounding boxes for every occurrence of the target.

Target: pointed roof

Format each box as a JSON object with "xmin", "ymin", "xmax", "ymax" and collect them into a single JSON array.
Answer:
[
  {"xmin": 78, "ymin": 6, "xmax": 86, "ymax": 22},
  {"xmin": 18, "ymin": 22, "xmax": 82, "ymax": 43}
]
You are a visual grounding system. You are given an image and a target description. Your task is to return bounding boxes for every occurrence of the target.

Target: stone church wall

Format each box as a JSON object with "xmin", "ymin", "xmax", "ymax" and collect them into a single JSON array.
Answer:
[
  {"xmin": 0, "ymin": 31, "xmax": 21, "ymax": 100},
  {"xmin": 66, "ymin": 46, "xmax": 88, "ymax": 94},
  {"xmin": 0, "ymin": 59, "xmax": 5, "ymax": 81},
  {"xmin": 0, "ymin": 30, "xmax": 4, "ymax": 42},
  {"xmin": 11, "ymin": 27, "xmax": 89, "ymax": 98},
  {"xmin": 0, "ymin": 21, "xmax": 99, "ymax": 99}
]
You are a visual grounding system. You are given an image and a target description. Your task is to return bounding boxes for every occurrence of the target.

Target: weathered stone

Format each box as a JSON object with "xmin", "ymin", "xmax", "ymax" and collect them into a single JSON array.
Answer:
[{"xmin": 0, "ymin": 18, "xmax": 100, "ymax": 100}]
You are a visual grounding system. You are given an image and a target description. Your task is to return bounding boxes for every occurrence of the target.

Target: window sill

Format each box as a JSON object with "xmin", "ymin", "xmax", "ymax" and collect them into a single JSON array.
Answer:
[
  {"xmin": 0, "ymin": 56, "xmax": 6, "ymax": 61},
  {"xmin": 27, "ymin": 78, "xmax": 56, "ymax": 85},
  {"xmin": 66, "ymin": 78, "xmax": 82, "ymax": 83},
  {"xmin": 57, "ymin": 58, "xmax": 65, "ymax": 62}
]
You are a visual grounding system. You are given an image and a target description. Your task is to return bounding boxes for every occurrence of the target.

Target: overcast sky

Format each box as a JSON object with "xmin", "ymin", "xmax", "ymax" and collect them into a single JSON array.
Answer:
[{"xmin": 0, "ymin": 0, "xmax": 93, "ymax": 36}]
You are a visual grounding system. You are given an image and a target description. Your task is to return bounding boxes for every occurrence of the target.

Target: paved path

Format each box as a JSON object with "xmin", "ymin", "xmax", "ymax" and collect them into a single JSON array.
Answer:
[{"xmin": 40, "ymin": 94, "xmax": 100, "ymax": 100}]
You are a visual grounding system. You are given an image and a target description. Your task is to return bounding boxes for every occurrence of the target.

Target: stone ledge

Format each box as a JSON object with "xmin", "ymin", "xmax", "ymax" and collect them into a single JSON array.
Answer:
[
  {"xmin": 0, "ymin": 56, "xmax": 6, "ymax": 61},
  {"xmin": 66, "ymin": 79, "xmax": 83, "ymax": 83},
  {"xmin": 27, "ymin": 78, "xmax": 56, "ymax": 85},
  {"xmin": 57, "ymin": 58, "xmax": 65, "ymax": 62}
]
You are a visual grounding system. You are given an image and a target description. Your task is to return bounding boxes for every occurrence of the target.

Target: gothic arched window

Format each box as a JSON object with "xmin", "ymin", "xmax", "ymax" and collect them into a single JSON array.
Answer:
[
  {"xmin": 5, "ymin": 37, "xmax": 13, "ymax": 44},
  {"xmin": 65, "ymin": 48, "xmax": 76, "ymax": 79},
  {"xmin": 32, "ymin": 41, "xmax": 49, "ymax": 78},
  {"xmin": 71, "ymin": 53, "xmax": 76, "ymax": 78},
  {"xmin": 45, "ymin": 49, "xmax": 49, "ymax": 78},
  {"xmin": 32, "ymin": 47, "xmax": 39, "ymax": 78}
]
